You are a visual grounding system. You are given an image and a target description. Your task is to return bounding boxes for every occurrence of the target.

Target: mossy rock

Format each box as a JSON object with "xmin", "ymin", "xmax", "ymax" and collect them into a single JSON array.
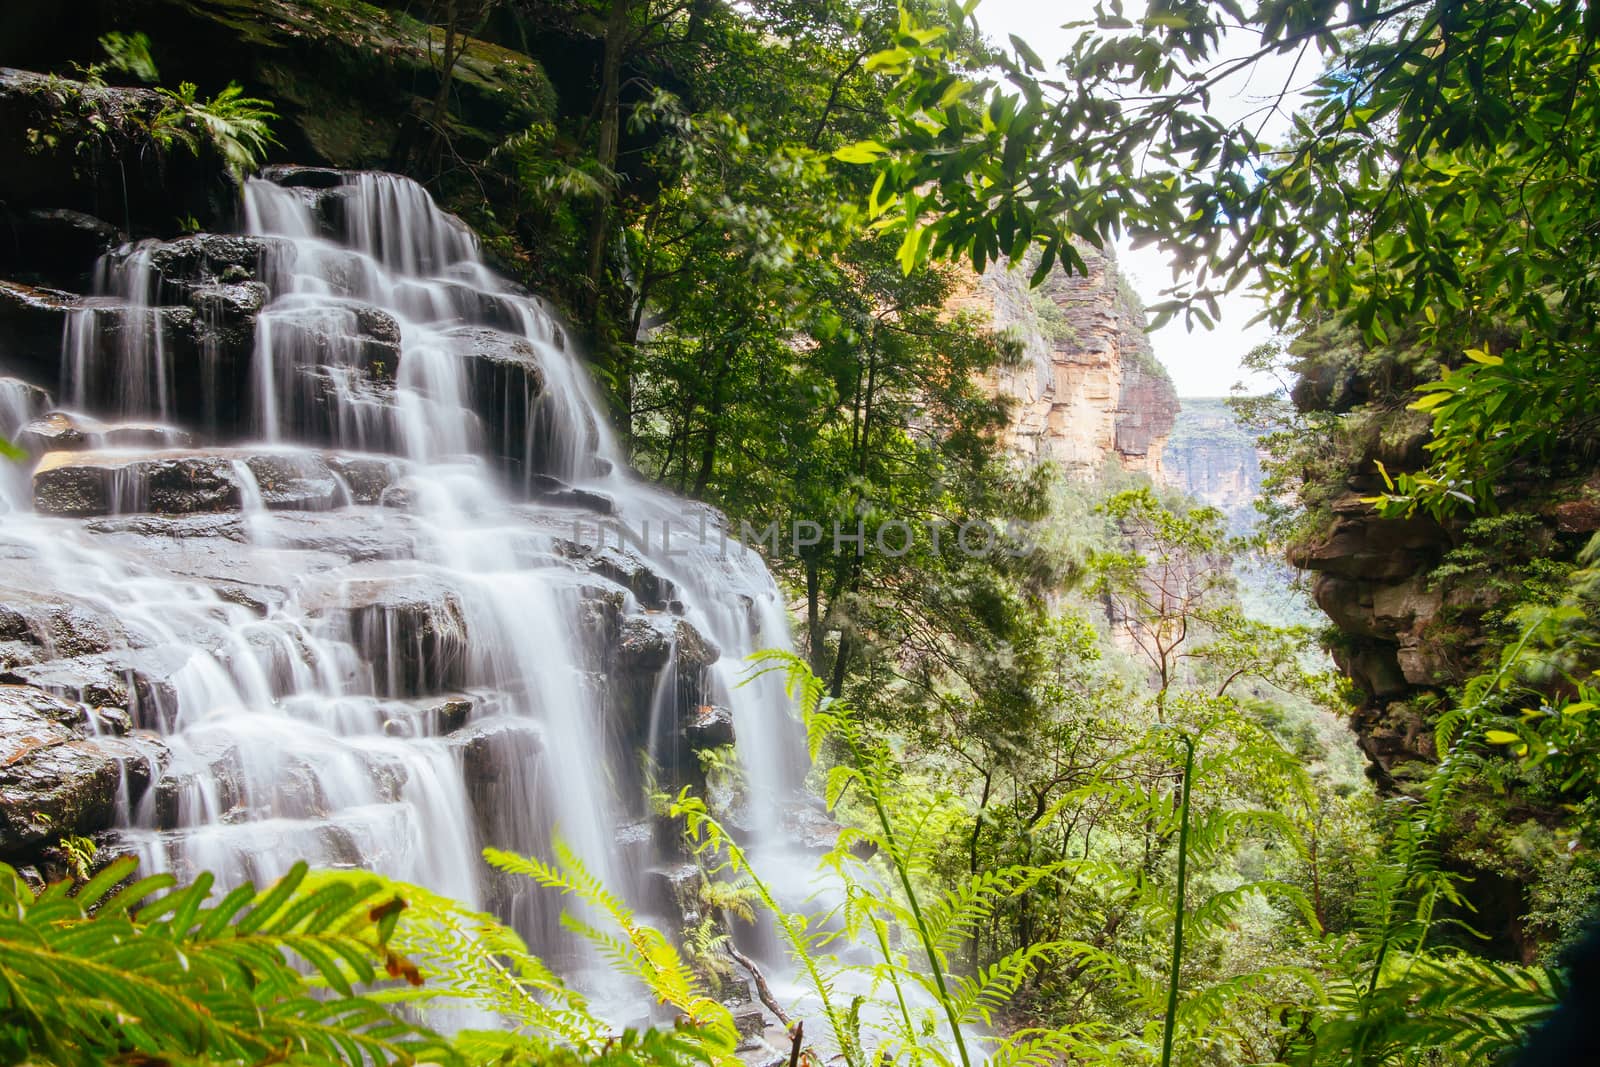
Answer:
[
  {"xmin": 46, "ymin": 0, "xmax": 559, "ymax": 171},
  {"xmin": 194, "ymin": 0, "xmax": 553, "ymax": 160},
  {"xmin": 0, "ymin": 67, "xmax": 235, "ymax": 238}
]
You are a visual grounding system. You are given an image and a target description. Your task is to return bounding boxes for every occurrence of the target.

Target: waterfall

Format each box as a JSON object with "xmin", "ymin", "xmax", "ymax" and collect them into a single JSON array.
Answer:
[{"xmin": 0, "ymin": 167, "xmax": 810, "ymax": 1004}]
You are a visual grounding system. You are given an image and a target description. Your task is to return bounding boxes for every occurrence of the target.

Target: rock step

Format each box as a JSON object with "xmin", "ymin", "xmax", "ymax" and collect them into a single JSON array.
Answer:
[
  {"xmin": 120, "ymin": 803, "xmax": 421, "ymax": 879},
  {"xmin": 15, "ymin": 411, "xmax": 191, "ymax": 454},
  {"xmin": 0, "ymin": 376, "xmax": 50, "ymax": 425},
  {"xmin": 32, "ymin": 448, "xmax": 404, "ymax": 517}
]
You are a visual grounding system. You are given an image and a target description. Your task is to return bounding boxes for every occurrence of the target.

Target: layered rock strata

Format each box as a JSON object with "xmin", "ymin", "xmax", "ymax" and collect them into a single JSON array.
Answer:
[{"xmin": 951, "ymin": 247, "xmax": 1180, "ymax": 478}]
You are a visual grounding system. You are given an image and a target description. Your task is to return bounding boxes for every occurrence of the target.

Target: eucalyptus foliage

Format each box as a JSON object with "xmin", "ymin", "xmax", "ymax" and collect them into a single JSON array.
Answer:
[{"xmin": 840, "ymin": 0, "xmax": 1600, "ymax": 515}]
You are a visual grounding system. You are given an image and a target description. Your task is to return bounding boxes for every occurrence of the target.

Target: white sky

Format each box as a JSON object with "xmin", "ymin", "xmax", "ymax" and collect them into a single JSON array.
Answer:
[{"xmin": 972, "ymin": 0, "xmax": 1318, "ymax": 396}]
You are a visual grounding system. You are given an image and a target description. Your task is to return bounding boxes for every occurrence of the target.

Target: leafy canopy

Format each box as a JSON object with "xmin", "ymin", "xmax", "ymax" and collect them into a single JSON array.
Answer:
[{"xmin": 841, "ymin": 0, "xmax": 1600, "ymax": 515}]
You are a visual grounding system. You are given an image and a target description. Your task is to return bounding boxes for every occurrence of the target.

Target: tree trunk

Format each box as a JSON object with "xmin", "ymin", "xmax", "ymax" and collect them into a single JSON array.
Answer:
[
  {"xmin": 968, "ymin": 768, "xmax": 993, "ymax": 966},
  {"xmin": 692, "ymin": 348, "xmax": 730, "ymax": 496},
  {"xmin": 585, "ymin": 0, "xmax": 630, "ymax": 316},
  {"xmin": 806, "ymin": 561, "xmax": 826, "ymax": 677}
]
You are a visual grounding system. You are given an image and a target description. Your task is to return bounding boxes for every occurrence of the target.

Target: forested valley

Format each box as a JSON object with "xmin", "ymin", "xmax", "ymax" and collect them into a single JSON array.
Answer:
[{"xmin": 0, "ymin": 1, "xmax": 1597, "ymax": 1064}]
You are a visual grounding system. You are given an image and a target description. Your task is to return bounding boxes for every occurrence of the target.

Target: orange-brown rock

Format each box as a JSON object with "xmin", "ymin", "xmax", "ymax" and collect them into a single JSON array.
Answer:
[{"xmin": 950, "ymin": 248, "xmax": 1179, "ymax": 478}]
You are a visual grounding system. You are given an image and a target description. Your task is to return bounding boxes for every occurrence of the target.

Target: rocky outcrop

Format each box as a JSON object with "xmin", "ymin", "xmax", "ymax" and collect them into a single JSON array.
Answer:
[
  {"xmin": 3, "ymin": 2, "xmax": 557, "ymax": 171},
  {"xmin": 953, "ymin": 246, "xmax": 1180, "ymax": 478},
  {"xmin": 1282, "ymin": 328, "xmax": 1600, "ymax": 789},
  {"xmin": 0, "ymin": 67, "xmax": 234, "ymax": 246},
  {"xmin": 30, "ymin": 448, "xmax": 396, "ymax": 516},
  {"xmin": 1289, "ymin": 480, "xmax": 1600, "ymax": 790}
]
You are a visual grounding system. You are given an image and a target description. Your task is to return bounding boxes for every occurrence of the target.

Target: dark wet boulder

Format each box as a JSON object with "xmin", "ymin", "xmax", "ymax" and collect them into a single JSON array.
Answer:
[
  {"xmin": 150, "ymin": 740, "xmax": 245, "ymax": 830},
  {"xmin": 451, "ymin": 718, "xmax": 544, "ymax": 787},
  {"xmin": 444, "ymin": 326, "xmax": 552, "ymax": 478},
  {"xmin": 187, "ymin": 280, "xmax": 269, "ymax": 367},
  {"xmin": 190, "ymin": 280, "xmax": 269, "ymax": 319},
  {"xmin": 301, "ymin": 562, "xmax": 471, "ymax": 696},
  {"xmin": 324, "ymin": 454, "xmax": 403, "ymax": 506},
  {"xmin": 92, "ymin": 706, "xmax": 133, "ymax": 735},
  {"xmin": 263, "ymin": 302, "xmax": 403, "ymax": 448},
  {"xmin": 62, "ymin": 302, "xmax": 213, "ymax": 422},
  {"xmin": 15, "ymin": 411, "xmax": 191, "ymax": 454},
  {"xmin": 15, "ymin": 411, "xmax": 88, "ymax": 452},
  {"xmin": 30, "ymin": 449, "xmax": 363, "ymax": 516},
  {"xmin": 265, "ymin": 301, "xmax": 401, "ymax": 377},
  {"xmin": 0, "ymin": 207, "xmax": 121, "ymax": 290},
  {"xmin": 611, "ymin": 615, "xmax": 720, "ymax": 762},
  {"xmin": 527, "ymin": 474, "xmax": 613, "ymax": 515},
  {"xmin": 262, "ymin": 165, "xmax": 346, "ymax": 190},
  {"xmin": 377, "ymin": 477, "xmax": 425, "ymax": 511},
  {"xmin": 33, "ymin": 450, "xmax": 243, "ymax": 516},
  {"xmin": 145, "ymin": 234, "xmax": 285, "ymax": 289},
  {"xmin": 0, "ymin": 377, "xmax": 50, "ymax": 421},
  {"xmin": 0, "ymin": 684, "xmax": 169, "ymax": 856},
  {"xmin": 2, "ymin": 648, "xmax": 186, "ymax": 730},
  {"xmin": 557, "ymin": 538, "xmax": 677, "ymax": 610},
  {"xmin": 644, "ymin": 862, "xmax": 703, "ymax": 927},
  {"xmin": 0, "ymin": 582, "xmax": 126, "ymax": 661},
  {"xmin": 684, "ymin": 705, "xmax": 735, "ymax": 750},
  {"xmin": 379, "ymin": 693, "xmax": 479, "ymax": 737},
  {"xmin": 576, "ymin": 586, "xmax": 625, "ymax": 653},
  {"xmin": 241, "ymin": 452, "xmax": 339, "ymax": 511},
  {"xmin": 351, "ymin": 305, "xmax": 402, "ymax": 357},
  {"xmin": 615, "ymin": 615, "xmax": 720, "ymax": 676},
  {"xmin": 449, "ymin": 718, "xmax": 547, "ymax": 856},
  {"xmin": 0, "ymin": 280, "xmax": 78, "ymax": 384},
  {"xmin": 292, "ymin": 365, "xmax": 399, "ymax": 453}
]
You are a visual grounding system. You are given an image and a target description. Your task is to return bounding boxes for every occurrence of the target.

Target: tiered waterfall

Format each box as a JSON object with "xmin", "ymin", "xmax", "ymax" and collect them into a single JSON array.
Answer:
[{"xmin": 0, "ymin": 167, "xmax": 810, "ymax": 1001}]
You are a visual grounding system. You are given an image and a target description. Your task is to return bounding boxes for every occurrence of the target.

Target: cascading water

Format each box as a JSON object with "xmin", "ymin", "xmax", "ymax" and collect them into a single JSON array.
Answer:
[{"xmin": 0, "ymin": 168, "xmax": 812, "ymax": 1018}]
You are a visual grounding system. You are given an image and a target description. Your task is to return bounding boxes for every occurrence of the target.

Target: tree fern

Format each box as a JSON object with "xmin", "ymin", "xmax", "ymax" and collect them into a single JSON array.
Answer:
[{"xmin": 0, "ymin": 858, "xmax": 451, "ymax": 1066}]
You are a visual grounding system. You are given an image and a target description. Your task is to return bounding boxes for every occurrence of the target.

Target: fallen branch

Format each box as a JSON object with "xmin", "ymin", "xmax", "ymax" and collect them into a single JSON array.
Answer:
[
  {"xmin": 788, "ymin": 1020, "xmax": 805, "ymax": 1067},
  {"xmin": 726, "ymin": 943, "xmax": 793, "ymax": 1028}
]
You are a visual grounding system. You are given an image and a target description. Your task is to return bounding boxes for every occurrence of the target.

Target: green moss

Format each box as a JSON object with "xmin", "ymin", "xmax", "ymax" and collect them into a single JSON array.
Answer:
[
  {"xmin": 173, "ymin": 0, "xmax": 557, "ymax": 166},
  {"xmin": 1028, "ymin": 285, "xmax": 1078, "ymax": 346}
]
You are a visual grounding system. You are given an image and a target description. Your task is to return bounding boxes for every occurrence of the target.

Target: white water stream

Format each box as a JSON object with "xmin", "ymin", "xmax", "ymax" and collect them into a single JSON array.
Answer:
[{"xmin": 0, "ymin": 170, "xmax": 812, "ymax": 1007}]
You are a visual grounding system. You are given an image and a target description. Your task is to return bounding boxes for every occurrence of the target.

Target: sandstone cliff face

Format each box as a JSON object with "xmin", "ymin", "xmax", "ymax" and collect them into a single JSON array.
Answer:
[
  {"xmin": 1289, "ymin": 472, "xmax": 1600, "ymax": 788},
  {"xmin": 951, "ymin": 247, "xmax": 1179, "ymax": 477},
  {"xmin": 1162, "ymin": 397, "xmax": 1265, "ymax": 532}
]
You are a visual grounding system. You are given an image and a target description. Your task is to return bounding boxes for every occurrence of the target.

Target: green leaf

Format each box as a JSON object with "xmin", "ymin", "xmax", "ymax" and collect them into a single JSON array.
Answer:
[
  {"xmin": 1009, "ymin": 34, "xmax": 1045, "ymax": 72},
  {"xmin": 833, "ymin": 140, "xmax": 889, "ymax": 165}
]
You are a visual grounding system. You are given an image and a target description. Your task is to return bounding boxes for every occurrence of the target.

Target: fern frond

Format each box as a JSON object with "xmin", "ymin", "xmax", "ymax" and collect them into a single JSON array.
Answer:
[
  {"xmin": 487, "ymin": 843, "xmax": 739, "ymax": 1057},
  {"xmin": 922, "ymin": 862, "xmax": 1066, "ymax": 954},
  {"xmin": 947, "ymin": 940, "xmax": 1069, "ymax": 1026},
  {"xmin": 981, "ymin": 1025, "xmax": 1122, "ymax": 1067},
  {"xmin": 0, "ymin": 859, "xmax": 450, "ymax": 1067}
]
